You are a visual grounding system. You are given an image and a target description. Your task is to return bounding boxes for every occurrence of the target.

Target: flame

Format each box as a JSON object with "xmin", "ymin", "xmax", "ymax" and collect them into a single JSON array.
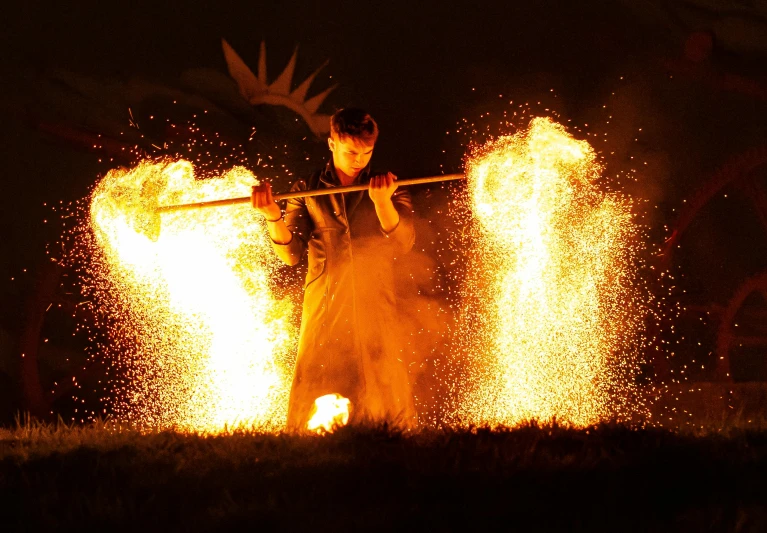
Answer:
[
  {"xmin": 88, "ymin": 159, "xmax": 296, "ymax": 433},
  {"xmin": 306, "ymin": 394, "xmax": 351, "ymax": 433},
  {"xmin": 456, "ymin": 117, "xmax": 644, "ymax": 427}
]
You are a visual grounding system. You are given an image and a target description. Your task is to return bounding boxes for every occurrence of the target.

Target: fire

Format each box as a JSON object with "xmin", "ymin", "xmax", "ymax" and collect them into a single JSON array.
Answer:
[
  {"xmin": 306, "ymin": 394, "xmax": 351, "ymax": 433},
  {"xmin": 82, "ymin": 117, "xmax": 643, "ymax": 433},
  {"xmin": 88, "ymin": 159, "xmax": 296, "ymax": 432},
  {"xmin": 455, "ymin": 117, "xmax": 644, "ymax": 427}
]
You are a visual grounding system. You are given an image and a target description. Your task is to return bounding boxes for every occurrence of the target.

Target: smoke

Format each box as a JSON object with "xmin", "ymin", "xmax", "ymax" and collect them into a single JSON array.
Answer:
[{"xmin": 393, "ymin": 200, "xmax": 458, "ymax": 427}]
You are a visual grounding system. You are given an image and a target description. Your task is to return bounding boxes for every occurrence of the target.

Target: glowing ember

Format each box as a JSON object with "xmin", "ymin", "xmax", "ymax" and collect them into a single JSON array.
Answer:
[
  {"xmin": 88, "ymin": 159, "xmax": 296, "ymax": 432},
  {"xmin": 306, "ymin": 394, "xmax": 351, "ymax": 433},
  {"xmin": 455, "ymin": 117, "xmax": 644, "ymax": 427}
]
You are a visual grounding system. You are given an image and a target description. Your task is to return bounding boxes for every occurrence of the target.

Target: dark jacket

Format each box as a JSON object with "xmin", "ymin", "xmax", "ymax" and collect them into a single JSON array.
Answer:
[{"xmin": 272, "ymin": 160, "xmax": 417, "ymax": 430}]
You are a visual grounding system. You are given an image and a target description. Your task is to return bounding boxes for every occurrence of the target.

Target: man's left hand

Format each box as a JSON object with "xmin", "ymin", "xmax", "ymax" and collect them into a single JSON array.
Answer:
[{"xmin": 369, "ymin": 172, "xmax": 398, "ymax": 206}]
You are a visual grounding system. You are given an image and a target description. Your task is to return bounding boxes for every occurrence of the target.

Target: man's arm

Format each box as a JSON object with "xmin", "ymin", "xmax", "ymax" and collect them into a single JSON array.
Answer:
[
  {"xmin": 252, "ymin": 180, "xmax": 310, "ymax": 266},
  {"xmin": 369, "ymin": 172, "xmax": 400, "ymax": 231},
  {"xmin": 369, "ymin": 172, "xmax": 415, "ymax": 254}
]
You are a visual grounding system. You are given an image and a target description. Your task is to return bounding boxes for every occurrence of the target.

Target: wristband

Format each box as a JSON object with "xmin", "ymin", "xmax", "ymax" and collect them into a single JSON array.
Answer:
[{"xmin": 265, "ymin": 215, "xmax": 283, "ymax": 223}]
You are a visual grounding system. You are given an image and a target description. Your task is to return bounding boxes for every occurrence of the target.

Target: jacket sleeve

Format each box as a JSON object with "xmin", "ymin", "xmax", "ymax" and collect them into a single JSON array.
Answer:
[
  {"xmin": 380, "ymin": 187, "xmax": 416, "ymax": 254},
  {"xmin": 271, "ymin": 179, "xmax": 312, "ymax": 266}
]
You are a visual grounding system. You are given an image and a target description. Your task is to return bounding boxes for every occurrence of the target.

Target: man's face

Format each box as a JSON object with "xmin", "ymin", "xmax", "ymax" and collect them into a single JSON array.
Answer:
[{"xmin": 328, "ymin": 134, "xmax": 375, "ymax": 179}]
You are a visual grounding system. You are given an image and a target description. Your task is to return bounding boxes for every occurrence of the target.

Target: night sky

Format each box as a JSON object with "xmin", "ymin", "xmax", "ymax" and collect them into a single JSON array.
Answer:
[
  {"xmin": 2, "ymin": 0, "xmax": 767, "ymax": 416},
  {"xmin": 0, "ymin": 1, "xmax": 664, "ymax": 266}
]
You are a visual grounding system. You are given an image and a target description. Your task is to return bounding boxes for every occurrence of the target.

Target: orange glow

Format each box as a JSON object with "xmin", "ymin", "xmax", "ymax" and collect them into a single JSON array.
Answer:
[
  {"xmin": 88, "ymin": 159, "xmax": 296, "ymax": 433},
  {"xmin": 455, "ymin": 117, "xmax": 644, "ymax": 427},
  {"xmin": 84, "ymin": 116, "xmax": 645, "ymax": 433},
  {"xmin": 306, "ymin": 394, "xmax": 351, "ymax": 433}
]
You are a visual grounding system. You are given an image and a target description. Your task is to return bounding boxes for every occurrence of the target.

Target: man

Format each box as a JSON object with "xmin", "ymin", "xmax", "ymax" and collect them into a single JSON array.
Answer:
[{"xmin": 252, "ymin": 108, "xmax": 417, "ymax": 431}]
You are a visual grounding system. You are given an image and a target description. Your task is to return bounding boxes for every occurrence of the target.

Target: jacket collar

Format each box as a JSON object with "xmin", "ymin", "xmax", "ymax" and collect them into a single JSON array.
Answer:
[{"xmin": 319, "ymin": 159, "xmax": 372, "ymax": 188}]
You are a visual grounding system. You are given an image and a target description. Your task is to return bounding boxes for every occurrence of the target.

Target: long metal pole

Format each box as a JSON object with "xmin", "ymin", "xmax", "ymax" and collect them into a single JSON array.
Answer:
[{"xmin": 155, "ymin": 173, "xmax": 464, "ymax": 213}]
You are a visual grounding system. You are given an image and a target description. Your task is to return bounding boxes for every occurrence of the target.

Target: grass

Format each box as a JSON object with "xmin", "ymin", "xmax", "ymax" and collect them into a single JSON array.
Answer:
[{"xmin": 2, "ymin": 418, "xmax": 767, "ymax": 532}]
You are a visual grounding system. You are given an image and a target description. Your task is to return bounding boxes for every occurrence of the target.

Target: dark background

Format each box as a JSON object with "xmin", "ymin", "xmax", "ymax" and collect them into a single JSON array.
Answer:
[{"xmin": 2, "ymin": 0, "xmax": 766, "ymax": 422}]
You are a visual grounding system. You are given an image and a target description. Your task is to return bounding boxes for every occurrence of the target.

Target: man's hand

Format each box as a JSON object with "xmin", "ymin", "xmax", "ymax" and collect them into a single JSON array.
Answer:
[
  {"xmin": 251, "ymin": 182, "xmax": 282, "ymax": 222},
  {"xmin": 368, "ymin": 172, "xmax": 398, "ymax": 206},
  {"xmin": 252, "ymin": 182, "xmax": 293, "ymax": 244},
  {"xmin": 369, "ymin": 172, "xmax": 400, "ymax": 233}
]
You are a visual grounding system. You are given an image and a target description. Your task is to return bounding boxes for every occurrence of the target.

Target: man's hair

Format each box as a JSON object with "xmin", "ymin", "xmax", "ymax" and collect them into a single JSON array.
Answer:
[{"xmin": 330, "ymin": 108, "xmax": 378, "ymax": 144}]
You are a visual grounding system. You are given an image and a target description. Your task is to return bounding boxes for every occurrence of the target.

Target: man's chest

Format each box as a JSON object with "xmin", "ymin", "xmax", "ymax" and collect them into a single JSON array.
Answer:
[{"xmin": 306, "ymin": 193, "xmax": 380, "ymax": 235}]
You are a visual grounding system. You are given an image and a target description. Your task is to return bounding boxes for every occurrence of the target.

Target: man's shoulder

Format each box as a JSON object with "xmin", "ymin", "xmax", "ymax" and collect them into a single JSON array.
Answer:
[
  {"xmin": 297, "ymin": 168, "xmax": 326, "ymax": 189},
  {"xmin": 288, "ymin": 169, "xmax": 322, "ymax": 192},
  {"xmin": 308, "ymin": 168, "xmax": 325, "ymax": 188}
]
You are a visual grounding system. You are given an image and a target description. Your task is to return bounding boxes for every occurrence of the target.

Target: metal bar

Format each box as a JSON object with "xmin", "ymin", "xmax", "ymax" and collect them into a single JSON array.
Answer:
[{"xmin": 156, "ymin": 174, "xmax": 464, "ymax": 213}]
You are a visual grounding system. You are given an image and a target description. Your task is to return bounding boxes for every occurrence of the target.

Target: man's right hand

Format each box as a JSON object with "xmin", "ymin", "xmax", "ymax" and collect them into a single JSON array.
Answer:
[{"xmin": 251, "ymin": 182, "xmax": 282, "ymax": 222}]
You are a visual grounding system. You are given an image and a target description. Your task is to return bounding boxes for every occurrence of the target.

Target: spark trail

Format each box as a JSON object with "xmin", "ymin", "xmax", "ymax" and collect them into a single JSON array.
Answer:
[
  {"xmin": 455, "ymin": 117, "xmax": 645, "ymax": 427},
  {"xmin": 88, "ymin": 159, "xmax": 296, "ymax": 432}
]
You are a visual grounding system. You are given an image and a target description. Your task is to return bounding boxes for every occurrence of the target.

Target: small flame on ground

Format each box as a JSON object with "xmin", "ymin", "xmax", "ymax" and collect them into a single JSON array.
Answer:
[
  {"xmin": 88, "ymin": 159, "xmax": 296, "ymax": 433},
  {"xmin": 454, "ymin": 117, "xmax": 646, "ymax": 427},
  {"xmin": 307, "ymin": 394, "xmax": 351, "ymax": 433}
]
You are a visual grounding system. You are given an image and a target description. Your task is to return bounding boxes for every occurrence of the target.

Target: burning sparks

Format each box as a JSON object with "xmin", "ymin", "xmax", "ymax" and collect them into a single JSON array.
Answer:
[
  {"xmin": 455, "ymin": 117, "xmax": 645, "ymax": 427},
  {"xmin": 80, "ymin": 114, "xmax": 646, "ymax": 433},
  {"xmin": 88, "ymin": 159, "xmax": 296, "ymax": 432},
  {"xmin": 306, "ymin": 394, "xmax": 352, "ymax": 434}
]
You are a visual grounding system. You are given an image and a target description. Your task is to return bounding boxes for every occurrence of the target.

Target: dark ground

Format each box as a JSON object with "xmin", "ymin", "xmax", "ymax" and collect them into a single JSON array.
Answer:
[{"xmin": 2, "ymin": 422, "xmax": 767, "ymax": 532}]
